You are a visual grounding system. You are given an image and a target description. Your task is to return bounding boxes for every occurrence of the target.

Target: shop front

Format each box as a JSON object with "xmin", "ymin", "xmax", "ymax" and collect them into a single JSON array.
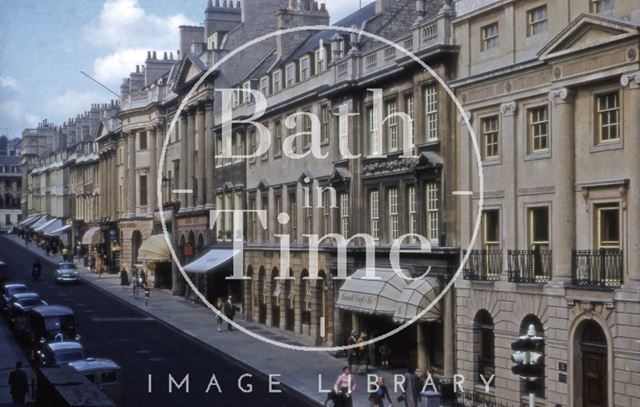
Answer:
[
  {"xmin": 183, "ymin": 249, "xmax": 240, "ymax": 306},
  {"xmin": 137, "ymin": 234, "xmax": 172, "ymax": 289},
  {"xmin": 336, "ymin": 268, "xmax": 444, "ymax": 373}
]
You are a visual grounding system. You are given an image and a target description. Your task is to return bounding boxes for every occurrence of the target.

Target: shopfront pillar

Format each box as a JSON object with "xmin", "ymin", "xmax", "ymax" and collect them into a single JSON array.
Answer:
[{"xmin": 196, "ymin": 106, "xmax": 206, "ymax": 208}]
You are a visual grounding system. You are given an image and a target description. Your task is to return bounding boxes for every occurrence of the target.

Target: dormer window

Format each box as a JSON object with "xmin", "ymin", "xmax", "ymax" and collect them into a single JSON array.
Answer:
[
  {"xmin": 232, "ymin": 89, "xmax": 240, "ymax": 108},
  {"xmin": 300, "ymin": 56, "xmax": 311, "ymax": 81},
  {"xmin": 286, "ymin": 63, "xmax": 296, "ymax": 87},
  {"xmin": 260, "ymin": 77, "xmax": 269, "ymax": 97},
  {"xmin": 315, "ymin": 47, "xmax": 326, "ymax": 72},
  {"xmin": 272, "ymin": 70, "xmax": 282, "ymax": 93},
  {"xmin": 208, "ymin": 33, "xmax": 220, "ymax": 50},
  {"xmin": 242, "ymin": 81, "xmax": 252, "ymax": 104}
]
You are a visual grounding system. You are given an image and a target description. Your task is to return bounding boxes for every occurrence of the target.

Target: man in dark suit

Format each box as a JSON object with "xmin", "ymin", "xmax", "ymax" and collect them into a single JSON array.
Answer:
[
  {"xmin": 224, "ymin": 295, "xmax": 236, "ymax": 331},
  {"xmin": 9, "ymin": 361, "xmax": 28, "ymax": 405}
]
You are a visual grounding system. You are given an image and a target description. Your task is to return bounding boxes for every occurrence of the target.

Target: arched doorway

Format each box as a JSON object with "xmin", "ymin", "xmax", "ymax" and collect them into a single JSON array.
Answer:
[
  {"xmin": 196, "ymin": 233, "xmax": 204, "ymax": 257},
  {"xmin": 574, "ymin": 319, "xmax": 608, "ymax": 407},
  {"xmin": 131, "ymin": 230, "xmax": 142, "ymax": 270},
  {"xmin": 257, "ymin": 267, "xmax": 266, "ymax": 324},
  {"xmin": 317, "ymin": 270, "xmax": 329, "ymax": 342},
  {"xmin": 245, "ymin": 266, "xmax": 254, "ymax": 321},
  {"xmin": 300, "ymin": 269, "xmax": 311, "ymax": 335},
  {"xmin": 520, "ymin": 315, "xmax": 545, "ymax": 399},
  {"xmin": 284, "ymin": 268, "xmax": 295, "ymax": 331},
  {"xmin": 270, "ymin": 268, "xmax": 280, "ymax": 328},
  {"xmin": 473, "ymin": 309, "xmax": 495, "ymax": 387}
]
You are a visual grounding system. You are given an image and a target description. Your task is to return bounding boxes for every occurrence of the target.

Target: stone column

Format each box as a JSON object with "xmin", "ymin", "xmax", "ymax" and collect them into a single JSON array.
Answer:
[
  {"xmin": 416, "ymin": 324, "xmax": 428, "ymax": 373},
  {"xmin": 443, "ymin": 287, "xmax": 455, "ymax": 375},
  {"xmin": 149, "ymin": 127, "xmax": 158, "ymax": 214},
  {"xmin": 111, "ymin": 153, "xmax": 117, "ymax": 218},
  {"xmin": 179, "ymin": 114, "xmax": 188, "ymax": 210},
  {"xmin": 196, "ymin": 106, "xmax": 206, "ymax": 208},
  {"xmin": 500, "ymin": 101, "xmax": 518, "ymax": 272},
  {"xmin": 549, "ymin": 88, "xmax": 575, "ymax": 282},
  {"xmin": 457, "ymin": 111, "xmax": 473, "ymax": 246},
  {"xmin": 187, "ymin": 110, "xmax": 196, "ymax": 209},
  {"xmin": 204, "ymin": 100, "xmax": 215, "ymax": 207},
  {"xmin": 128, "ymin": 131, "xmax": 136, "ymax": 216},
  {"xmin": 621, "ymin": 72, "xmax": 640, "ymax": 282}
]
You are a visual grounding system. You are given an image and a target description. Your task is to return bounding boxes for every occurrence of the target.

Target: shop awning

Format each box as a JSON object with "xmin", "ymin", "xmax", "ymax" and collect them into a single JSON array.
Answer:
[
  {"xmin": 138, "ymin": 234, "xmax": 171, "ymax": 262},
  {"xmin": 184, "ymin": 249, "xmax": 238, "ymax": 274},
  {"xmin": 81, "ymin": 227, "xmax": 103, "ymax": 245},
  {"xmin": 39, "ymin": 219, "xmax": 62, "ymax": 235},
  {"xmin": 336, "ymin": 268, "xmax": 409, "ymax": 315},
  {"xmin": 45, "ymin": 224, "xmax": 72, "ymax": 237},
  {"xmin": 29, "ymin": 216, "xmax": 49, "ymax": 230},
  {"xmin": 34, "ymin": 218, "xmax": 58, "ymax": 233},
  {"xmin": 393, "ymin": 277, "xmax": 441, "ymax": 323},
  {"xmin": 17, "ymin": 215, "xmax": 38, "ymax": 227}
]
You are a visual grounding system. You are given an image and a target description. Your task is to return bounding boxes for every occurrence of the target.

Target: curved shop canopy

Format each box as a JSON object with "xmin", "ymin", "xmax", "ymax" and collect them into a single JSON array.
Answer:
[
  {"xmin": 138, "ymin": 235, "xmax": 171, "ymax": 262},
  {"xmin": 34, "ymin": 218, "xmax": 60, "ymax": 233},
  {"xmin": 393, "ymin": 277, "xmax": 441, "ymax": 323},
  {"xmin": 81, "ymin": 227, "xmax": 103, "ymax": 245},
  {"xmin": 336, "ymin": 268, "xmax": 409, "ymax": 316},
  {"xmin": 184, "ymin": 249, "xmax": 239, "ymax": 274}
]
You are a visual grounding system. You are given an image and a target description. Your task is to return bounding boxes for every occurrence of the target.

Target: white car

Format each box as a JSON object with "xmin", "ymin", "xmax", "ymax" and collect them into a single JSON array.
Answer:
[{"xmin": 55, "ymin": 262, "xmax": 79, "ymax": 283}]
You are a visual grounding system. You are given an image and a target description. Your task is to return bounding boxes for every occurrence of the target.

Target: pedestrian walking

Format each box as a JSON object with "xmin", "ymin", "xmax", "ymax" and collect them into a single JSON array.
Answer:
[
  {"xmin": 216, "ymin": 298, "xmax": 224, "ymax": 332},
  {"xmin": 223, "ymin": 295, "xmax": 236, "ymax": 331},
  {"xmin": 62, "ymin": 247, "xmax": 68, "ymax": 262},
  {"xmin": 368, "ymin": 377, "xmax": 394, "ymax": 407},
  {"xmin": 8, "ymin": 361, "xmax": 29, "ymax": 405},
  {"xmin": 120, "ymin": 268, "xmax": 130, "ymax": 290},
  {"xmin": 143, "ymin": 281, "xmax": 150, "ymax": 306},
  {"xmin": 357, "ymin": 332, "xmax": 369, "ymax": 374},
  {"xmin": 332, "ymin": 366, "xmax": 356, "ymax": 407},
  {"xmin": 378, "ymin": 343, "xmax": 390, "ymax": 369},
  {"xmin": 347, "ymin": 330, "xmax": 358, "ymax": 371},
  {"xmin": 132, "ymin": 270, "xmax": 139, "ymax": 299},
  {"xmin": 400, "ymin": 367, "xmax": 422, "ymax": 407}
]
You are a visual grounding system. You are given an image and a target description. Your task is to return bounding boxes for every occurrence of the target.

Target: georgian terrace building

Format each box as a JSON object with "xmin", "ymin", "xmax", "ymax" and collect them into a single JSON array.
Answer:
[
  {"xmin": 452, "ymin": 0, "xmax": 640, "ymax": 406},
  {"xmin": 0, "ymin": 136, "xmax": 22, "ymax": 231},
  {"xmin": 214, "ymin": 0, "xmax": 461, "ymax": 376}
]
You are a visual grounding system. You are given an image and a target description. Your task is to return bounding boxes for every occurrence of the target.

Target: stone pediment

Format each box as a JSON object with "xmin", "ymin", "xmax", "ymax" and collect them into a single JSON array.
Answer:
[
  {"xmin": 538, "ymin": 14, "xmax": 639, "ymax": 60},
  {"xmin": 174, "ymin": 52, "xmax": 207, "ymax": 91}
]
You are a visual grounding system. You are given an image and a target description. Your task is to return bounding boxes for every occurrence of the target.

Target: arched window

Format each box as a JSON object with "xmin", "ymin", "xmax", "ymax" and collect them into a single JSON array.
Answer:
[
  {"xmin": 196, "ymin": 233, "xmax": 205, "ymax": 257},
  {"xmin": 575, "ymin": 319, "xmax": 608, "ymax": 407},
  {"xmin": 300, "ymin": 269, "xmax": 311, "ymax": 326},
  {"xmin": 131, "ymin": 231, "xmax": 142, "ymax": 268},
  {"xmin": 520, "ymin": 315, "xmax": 545, "ymax": 399},
  {"xmin": 474, "ymin": 310, "xmax": 495, "ymax": 386}
]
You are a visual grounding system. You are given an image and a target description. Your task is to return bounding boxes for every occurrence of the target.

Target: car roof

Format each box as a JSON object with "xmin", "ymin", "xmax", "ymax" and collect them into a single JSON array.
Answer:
[
  {"xmin": 58, "ymin": 262, "xmax": 75, "ymax": 266},
  {"xmin": 12, "ymin": 292, "xmax": 40, "ymax": 300},
  {"xmin": 47, "ymin": 341, "xmax": 83, "ymax": 352},
  {"xmin": 31, "ymin": 305, "xmax": 74, "ymax": 316},
  {"xmin": 4, "ymin": 283, "xmax": 26, "ymax": 290},
  {"xmin": 69, "ymin": 358, "xmax": 121, "ymax": 372}
]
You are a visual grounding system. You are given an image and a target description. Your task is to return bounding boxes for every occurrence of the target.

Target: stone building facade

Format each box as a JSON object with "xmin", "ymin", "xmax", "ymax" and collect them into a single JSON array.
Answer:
[
  {"xmin": 452, "ymin": 1, "xmax": 640, "ymax": 406},
  {"xmin": 0, "ymin": 136, "xmax": 21, "ymax": 231}
]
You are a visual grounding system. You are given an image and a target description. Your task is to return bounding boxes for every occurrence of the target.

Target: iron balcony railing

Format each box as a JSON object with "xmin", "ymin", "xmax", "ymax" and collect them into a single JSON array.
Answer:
[
  {"xmin": 508, "ymin": 249, "xmax": 552, "ymax": 283},
  {"xmin": 463, "ymin": 249, "xmax": 502, "ymax": 281},
  {"xmin": 572, "ymin": 249, "xmax": 623, "ymax": 288}
]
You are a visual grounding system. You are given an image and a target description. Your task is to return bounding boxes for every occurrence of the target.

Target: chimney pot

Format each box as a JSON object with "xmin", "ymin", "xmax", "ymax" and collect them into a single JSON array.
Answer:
[
  {"xmin": 320, "ymin": 3, "xmax": 326, "ymax": 11},
  {"xmin": 223, "ymin": 0, "xmax": 227, "ymax": 7},
  {"xmin": 152, "ymin": 51, "xmax": 157, "ymax": 59},
  {"xmin": 236, "ymin": 0, "xmax": 240, "ymax": 8},
  {"xmin": 164, "ymin": 51, "xmax": 168, "ymax": 60}
]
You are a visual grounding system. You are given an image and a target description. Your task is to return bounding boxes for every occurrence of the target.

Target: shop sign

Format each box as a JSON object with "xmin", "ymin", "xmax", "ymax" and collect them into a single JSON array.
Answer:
[
  {"xmin": 337, "ymin": 291, "xmax": 376, "ymax": 310},
  {"xmin": 108, "ymin": 230, "xmax": 117, "ymax": 241}
]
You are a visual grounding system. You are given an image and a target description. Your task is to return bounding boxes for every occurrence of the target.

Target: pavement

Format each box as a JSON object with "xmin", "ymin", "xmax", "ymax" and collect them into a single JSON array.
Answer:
[
  {"xmin": 0, "ymin": 307, "xmax": 34, "ymax": 406},
  {"xmin": 3, "ymin": 234, "xmax": 408, "ymax": 407}
]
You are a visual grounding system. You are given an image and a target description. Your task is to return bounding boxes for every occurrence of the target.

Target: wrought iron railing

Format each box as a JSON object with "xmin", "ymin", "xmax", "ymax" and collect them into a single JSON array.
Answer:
[
  {"xmin": 507, "ymin": 249, "xmax": 552, "ymax": 283},
  {"xmin": 454, "ymin": 391, "xmax": 513, "ymax": 407},
  {"xmin": 463, "ymin": 249, "xmax": 502, "ymax": 281},
  {"xmin": 572, "ymin": 249, "xmax": 623, "ymax": 287}
]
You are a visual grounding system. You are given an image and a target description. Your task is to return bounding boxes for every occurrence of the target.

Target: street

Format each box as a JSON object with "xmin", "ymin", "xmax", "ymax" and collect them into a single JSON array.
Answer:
[{"xmin": 0, "ymin": 236, "xmax": 318, "ymax": 407}]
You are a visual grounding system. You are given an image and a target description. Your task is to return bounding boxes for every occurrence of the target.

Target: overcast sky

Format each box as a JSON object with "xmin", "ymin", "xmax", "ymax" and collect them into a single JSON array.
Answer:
[{"xmin": 0, "ymin": 0, "xmax": 375, "ymax": 139}]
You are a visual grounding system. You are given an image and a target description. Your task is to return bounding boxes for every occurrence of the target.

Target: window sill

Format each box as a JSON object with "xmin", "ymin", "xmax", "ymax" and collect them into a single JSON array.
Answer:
[
  {"xmin": 591, "ymin": 141, "xmax": 622, "ymax": 153},
  {"xmin": 481, "ymin": 158, "xmax": 501, "ymax": 167},
  {"xmin": 524, "ymin": 151, "xmax": 551, "ymax": 161}
]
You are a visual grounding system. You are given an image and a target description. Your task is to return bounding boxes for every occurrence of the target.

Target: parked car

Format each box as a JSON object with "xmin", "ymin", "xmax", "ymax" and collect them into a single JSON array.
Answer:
[
  {"xmin": 55, "ymin": 262, "xmax": 79, "ymax": 283},
  {"xmin": 0, "ymin": 261, "xmax": 8, "ymax": 286},
  {"xmin": 8, "ymin": 293, "xmax": 48, "ymax": 335},
  {"xmin": 69, "ymin": 358, "xmax": 123, "ymax": 405},
  {"xmin": 2, "ymin": 283, "xmax": 27, "ymax": 311},
  {"xmin": 27, "ymin": 305, "xmax": 79, "ymax": 348},
  {"xmin": 37, "ymin": 341, "xmax": 85, "ymax": 367}
]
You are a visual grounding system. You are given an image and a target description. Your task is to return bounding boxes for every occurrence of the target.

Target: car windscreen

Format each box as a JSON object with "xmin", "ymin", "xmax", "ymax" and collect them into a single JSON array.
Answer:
[
  {"xmin": 19, "ymin": 299, "xmax": 43, "ymax": 307},
  {"xmin": 59, "ymin": 264, "xmax": 77, "ymax": 270},
  {"xmin": 7, "ymin": 286, "xmax": 26, "ymax": 296},
  {"xmin": 44, "ymin": 315, "xmax": 74, "ymax": 332},
  {"xmin": 54, "ymin": 350, "xmax": 84, "ymax": 364}
]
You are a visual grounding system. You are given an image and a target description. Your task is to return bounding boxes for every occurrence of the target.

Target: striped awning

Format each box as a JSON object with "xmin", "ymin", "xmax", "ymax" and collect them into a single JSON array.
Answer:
[
  {"xmin": 45, "ymin": 224, "xmax": 72, "ymax": 237},
  {"xmin": 184, "ymin": 249, "xmax": 238, "ymax": 274},
  {"xmin": 336, "ymin": 268, "xmax": 409, "ymax": 316},
  {"xmin": 138, "ymin": 234, "xmax": 171, "ymax": 262},
  {"xmin": 393, "ymin": 277, "xmax": 441, "ymax": 323},
  {"xmin": 29, "ymin": 216, "xmax": 49, "ymax": 230},
  {"xmin": 34, "ymin": 218, "xmax": 58, "ymax": 233},
  {"xmin": 17, "ymin": 215, "xmax": 38, "ymax": 227},
  {"xmin": 81, "ymin": 227, "xmax": 103, "ymax": 245}
]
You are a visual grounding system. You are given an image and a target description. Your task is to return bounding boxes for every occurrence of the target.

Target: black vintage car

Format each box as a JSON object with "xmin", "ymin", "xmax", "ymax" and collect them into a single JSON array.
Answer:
[
  {"xmin": 1, "ymin": 283, "xmax": 27, "ymax": 312},
  {"xmin": 27, "ymin": 305, "xmax": 79, "ymax": 348},
  {"xmin": 8, "ymin": 292, "xmax": 48, "ymax": 335},
  {"xmin": 0, "ymin": 261, "xmax": 8, "ymax": 286}
]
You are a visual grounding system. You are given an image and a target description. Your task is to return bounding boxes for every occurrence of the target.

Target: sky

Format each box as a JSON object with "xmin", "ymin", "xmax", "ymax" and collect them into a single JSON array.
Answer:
[{"xmin": 0, "ymin": 0, "xmax": 375, "ymax": 139}]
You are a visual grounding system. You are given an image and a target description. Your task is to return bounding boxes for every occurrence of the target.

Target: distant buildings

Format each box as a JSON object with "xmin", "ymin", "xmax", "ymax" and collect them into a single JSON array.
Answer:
[{"xmin": 0, "ymin": 135, "xmax": 21, "ymax": 231}]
